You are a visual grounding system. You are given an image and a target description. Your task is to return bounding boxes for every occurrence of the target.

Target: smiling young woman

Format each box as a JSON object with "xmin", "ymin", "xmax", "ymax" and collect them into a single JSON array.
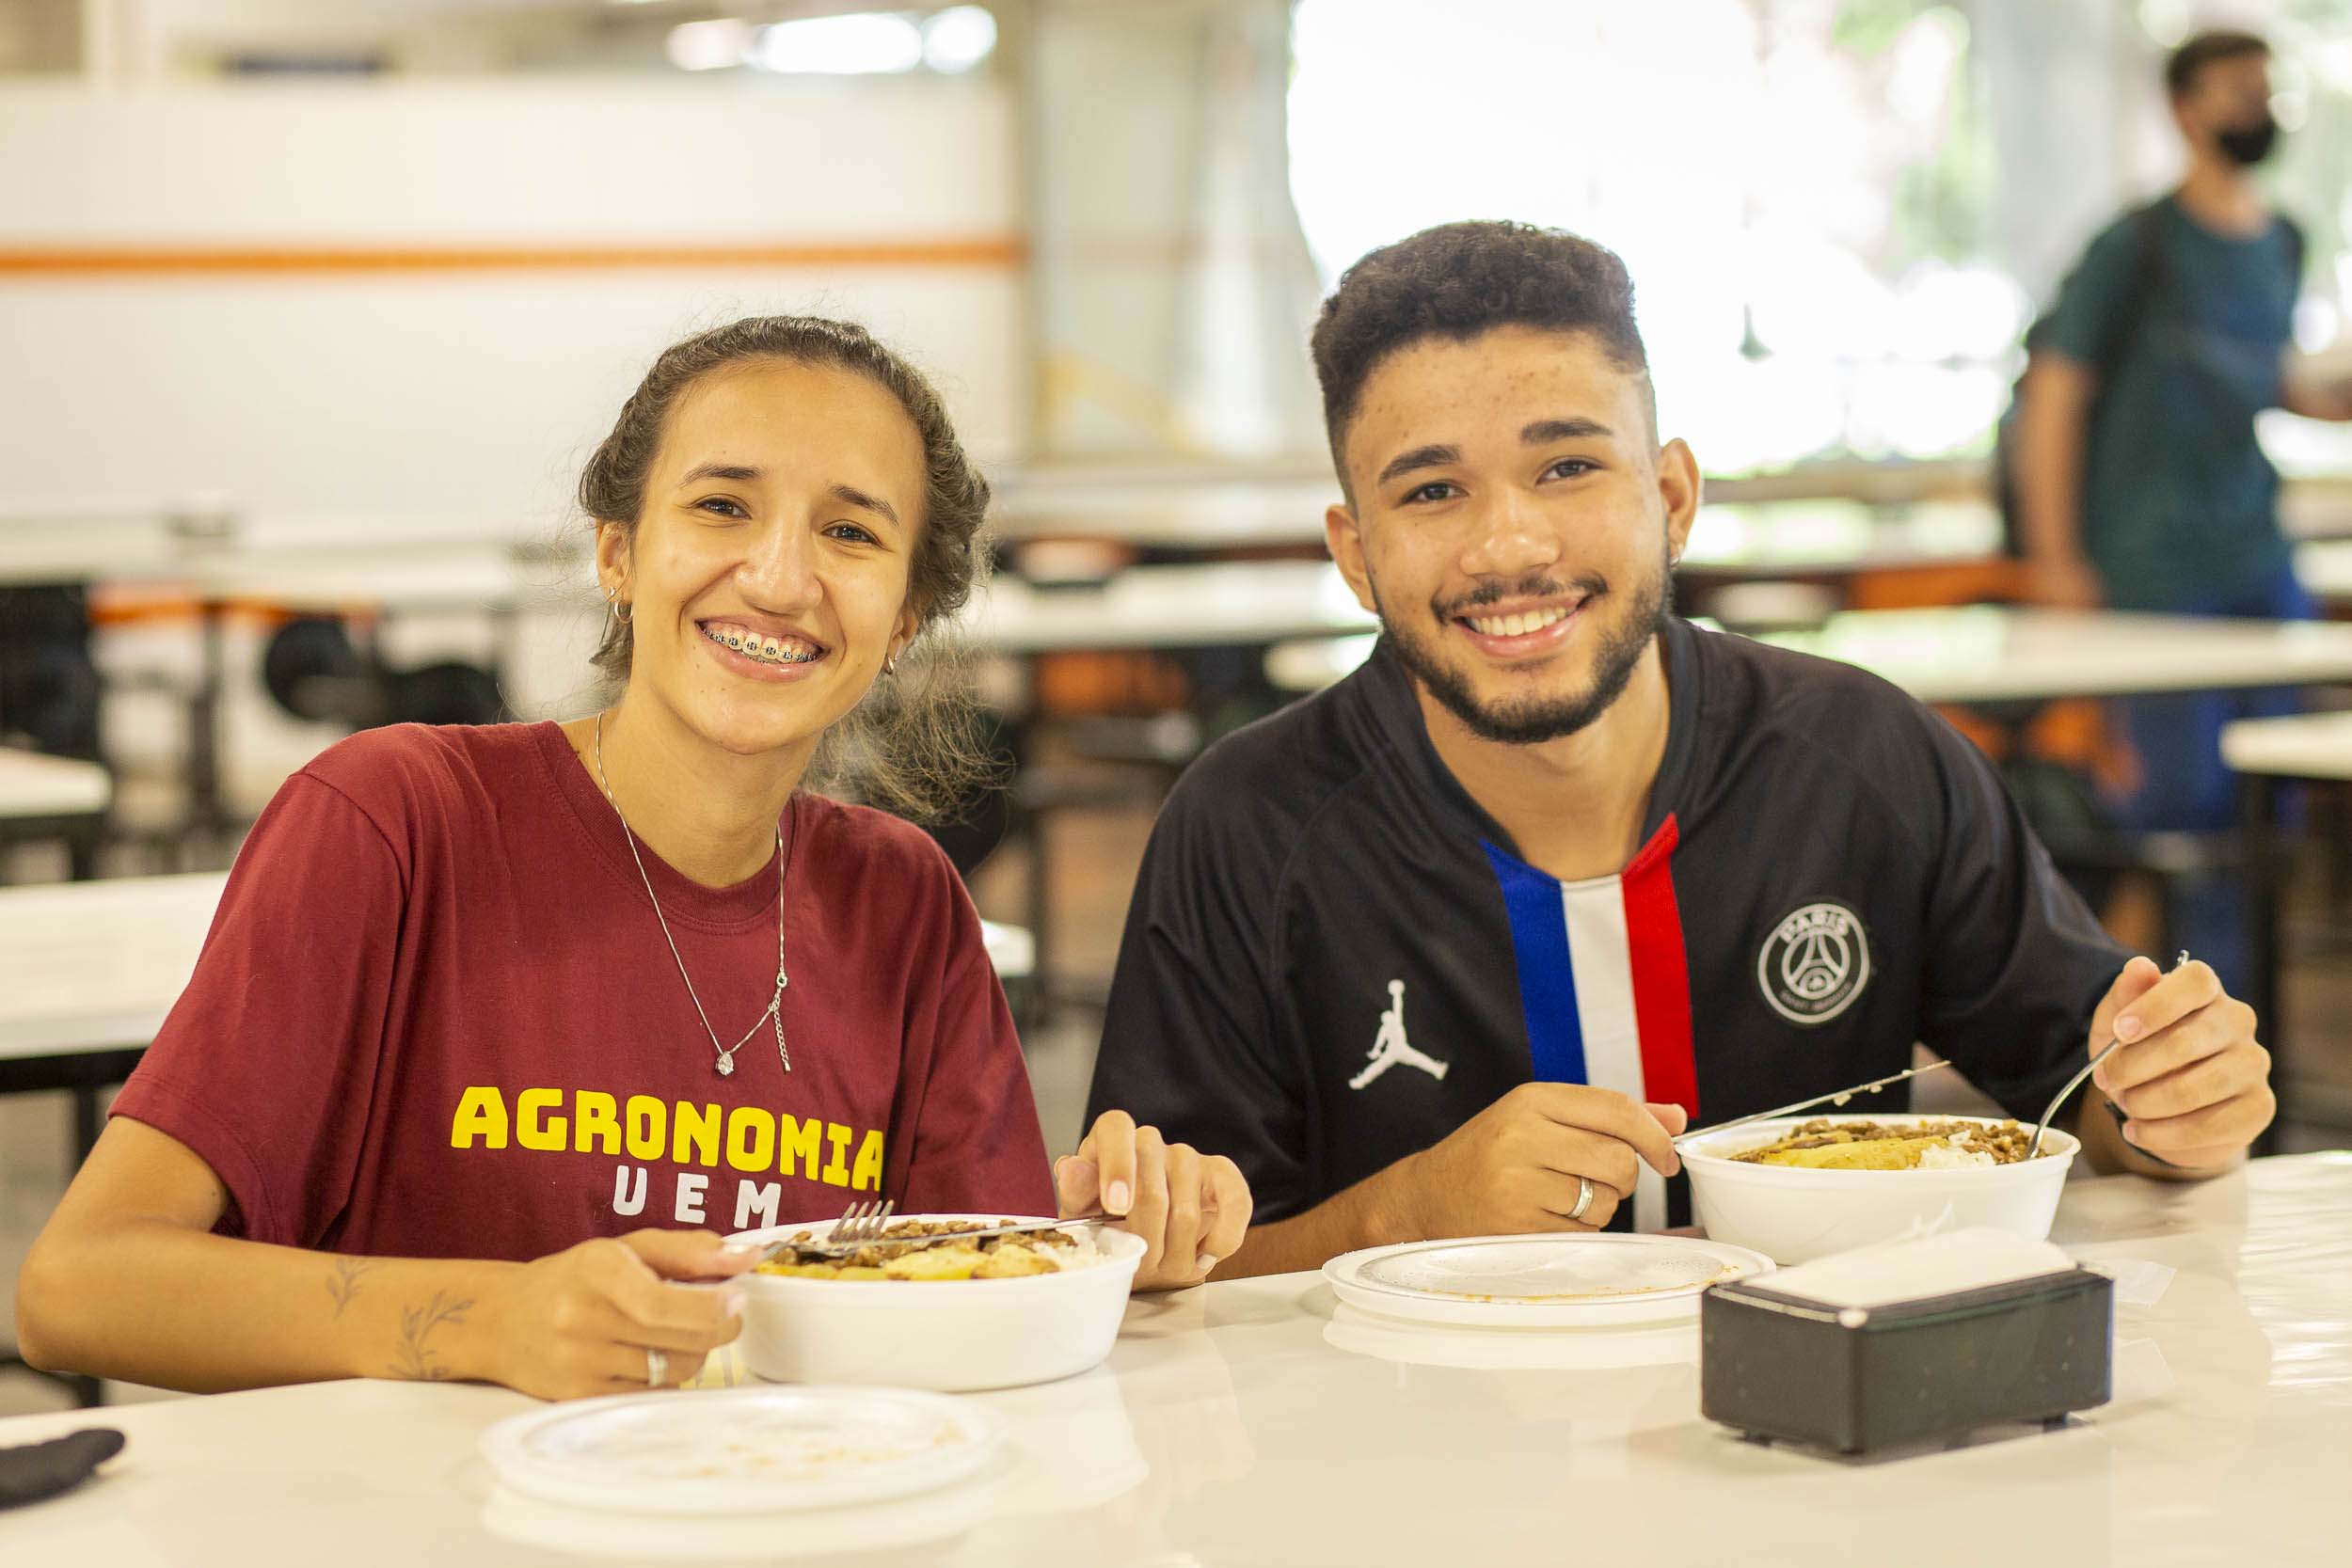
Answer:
[{"xmin": 16, "ymin": 317, "xmax": 1249, "ymax": 1402}]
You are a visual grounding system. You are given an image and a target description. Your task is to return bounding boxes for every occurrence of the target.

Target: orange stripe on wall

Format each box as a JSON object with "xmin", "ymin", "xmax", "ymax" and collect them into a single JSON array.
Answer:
[{"xmin": 0, "ymin": 237, "xmax": 1025, "ymax": 276}]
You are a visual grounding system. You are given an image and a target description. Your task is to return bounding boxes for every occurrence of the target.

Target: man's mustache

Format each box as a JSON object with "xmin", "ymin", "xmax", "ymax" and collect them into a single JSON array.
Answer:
[{"xmin": 1432, "ymin": 574, "xmax": 1609, "ymax": 620}]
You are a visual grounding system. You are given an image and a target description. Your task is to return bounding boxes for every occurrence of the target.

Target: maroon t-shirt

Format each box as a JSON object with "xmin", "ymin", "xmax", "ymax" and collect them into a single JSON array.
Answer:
[{"xmin": 111, "ymin": 721, "xmax": 1053, "ymax": 1260}]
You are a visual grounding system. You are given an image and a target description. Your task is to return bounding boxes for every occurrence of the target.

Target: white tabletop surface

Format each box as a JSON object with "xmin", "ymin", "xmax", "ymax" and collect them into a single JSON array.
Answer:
[
  {"xmin": 0, "ymin": 873, "xmax": 227, "ymax": 1059},
  {"xmin": 963, "ymin": 561, "xmax": 1377, "ymax": 653},
  {"xmin": 0, "ymin": 509, "xmax": 205, "ymax": 588},
  {"xmin": 2221, "ymin": 709, "xmax": 2352, "ymax": 782},
  {"xmin": 984, "ymin": 457, "xmax": 2352, "ymax": 553},
  {"xmin": 0, "ymin": 750, "xmax": 110, "ymax": 820},
  {"xmin": 2, "ymin": 1152, "xmax": 2346, "ymax": 1567},
  {"xmin": 988, "ymin": 479, "xmax": 2010, "ymax": 574},
  {"xmin": 147, "ymin": 537, "xmax": 594, "ymax": 617},
  {"xmin": 179, "ymin": 542, "xmax": 569, "ymax": 614},
  {"xmin": 0, "ymin": 872, "xmax": 1029, "ymax": 1062},
  {"xmin": 978, "ymin": 919, "xmax": 1033, "ymax": 982},
  {"xmin": 1756, "ymin": 606, "xmax": 2352, "ymax": 703},
  {"xmin": 1678, "ymin": 498, "xmax": 2000, "ymax": 574},
  {"xmin": 2294, "ymin": 537, "xmax": 2352, "ymax": 605},
  {"xmin": 1270, "ymin": 606, "xmax": 2352, "ymax": 705},
  {"xmin": 33, "ymin": 537, "xmax": 590, "ymax": 615},
  {"xmin": 991, "ymin": 471, "xmax": 1342, "ymax": 548},
  {"xmin": 0, "ymin": 508, "xmax": 587, "ymax": 610}
]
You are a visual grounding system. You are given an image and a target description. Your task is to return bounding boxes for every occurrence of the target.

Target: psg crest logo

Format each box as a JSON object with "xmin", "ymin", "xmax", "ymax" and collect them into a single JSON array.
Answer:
[{"xmin": 1757, "ymin": 900, "xmax": 1870, "ymax": 1025}]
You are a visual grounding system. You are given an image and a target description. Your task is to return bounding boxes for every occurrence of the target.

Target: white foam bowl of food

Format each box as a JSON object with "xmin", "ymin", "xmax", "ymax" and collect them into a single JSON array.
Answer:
[
  {"xmin": 725, "ymin": 1214, "xmax": 1146, "ymax": 1392},
  {"xmin": 1677, "ymin": 1116, "xmax": 2078, "ymax": 1265}
]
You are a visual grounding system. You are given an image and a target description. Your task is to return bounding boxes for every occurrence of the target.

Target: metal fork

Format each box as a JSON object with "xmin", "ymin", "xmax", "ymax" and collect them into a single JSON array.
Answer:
[
  {"xmin": 754, "ymin": 1198, "xmax": 898, "ymax": 1266},
  {"xmin": 1672, "ymin": 1060, "xmax": 1956, "ymax": 1148},
  {"xmin": 2026, "ymin": 950, "xmax": 2190, "ymax": 1159},
  {"xmin": 830, "ymin": 1196, "xmax": 897, "ymax": 1245}
]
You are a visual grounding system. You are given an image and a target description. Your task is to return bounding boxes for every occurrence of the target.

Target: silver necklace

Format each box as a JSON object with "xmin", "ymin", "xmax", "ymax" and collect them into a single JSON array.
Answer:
[{"xmin": 594, "ymin": 711, "xmax": 791, "ymax": 1077}]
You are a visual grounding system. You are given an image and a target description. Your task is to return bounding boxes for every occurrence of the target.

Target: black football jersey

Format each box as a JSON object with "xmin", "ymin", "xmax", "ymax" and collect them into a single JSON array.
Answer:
[{"xmin": 1087, "ymin": 618, "xmax": 2125, "ymax": 1230}]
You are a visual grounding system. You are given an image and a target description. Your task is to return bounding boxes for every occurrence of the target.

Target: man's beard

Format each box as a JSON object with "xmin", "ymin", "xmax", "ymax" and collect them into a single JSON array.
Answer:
[{"xmin": 1375, "ymin": 545, "xmax": 1673, "ymax": 745}]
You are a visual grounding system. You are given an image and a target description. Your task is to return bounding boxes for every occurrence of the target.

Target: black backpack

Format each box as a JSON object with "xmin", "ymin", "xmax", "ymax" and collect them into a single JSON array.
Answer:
[{"xmin": 1993, "ymin": 199, "xmax": 2304, "ymax": 556}]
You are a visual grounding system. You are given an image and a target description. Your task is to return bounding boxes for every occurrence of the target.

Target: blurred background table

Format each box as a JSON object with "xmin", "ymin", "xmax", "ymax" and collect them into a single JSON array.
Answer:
[
  {"xmin": 0, "ymin": 750, "xmax": 110, "ymax": 881},
  {"xmin": 1268, "ymin": 606, "xmax": 2352, "ymax": 704}
]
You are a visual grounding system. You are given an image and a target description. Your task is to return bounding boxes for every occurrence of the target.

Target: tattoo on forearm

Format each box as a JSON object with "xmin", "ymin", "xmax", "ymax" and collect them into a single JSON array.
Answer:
[
  {"xmin": 326, "ymin": 1258, "xmax": 379, "ymax": 1319},
  {"xmin": 389, "ymin": 1291, "xmax": 472, "ymax": 1382}
]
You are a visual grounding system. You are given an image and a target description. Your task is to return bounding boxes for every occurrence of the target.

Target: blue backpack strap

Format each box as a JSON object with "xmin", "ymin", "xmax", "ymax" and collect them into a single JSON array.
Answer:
[
  {"xmin": 1996, "ymin": 201, "xmax": 2169, "ymax": 554},
  {"xmin": 2279, "ymin": 212, "xmax": 2307, "ymax": 284},
  {"xmin": 2118, "ymin": 197, "xmax": 2171, "ymax": 365}
]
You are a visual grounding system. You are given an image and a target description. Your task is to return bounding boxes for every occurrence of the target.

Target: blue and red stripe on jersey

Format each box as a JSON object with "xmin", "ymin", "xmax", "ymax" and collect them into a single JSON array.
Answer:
[{"xmin": 1484, "ymin": 815, "xmax": 1697, "ymax": 1232}]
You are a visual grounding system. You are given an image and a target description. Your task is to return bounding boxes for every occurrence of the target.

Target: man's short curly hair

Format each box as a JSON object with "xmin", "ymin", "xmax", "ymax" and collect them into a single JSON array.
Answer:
[
  {"xmin": 2166, "ymin": 28, "xmax": 2267, "ymax": 101},
  {"xmin": 1309, "ymin": 221, "xmax": 1652, "ymax": 490}
]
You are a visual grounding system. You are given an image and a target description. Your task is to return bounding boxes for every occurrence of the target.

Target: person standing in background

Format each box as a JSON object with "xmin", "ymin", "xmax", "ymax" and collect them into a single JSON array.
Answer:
[{"xmin": 2013, "ymin": 27, "xmax": 2352, "ymax": 993}]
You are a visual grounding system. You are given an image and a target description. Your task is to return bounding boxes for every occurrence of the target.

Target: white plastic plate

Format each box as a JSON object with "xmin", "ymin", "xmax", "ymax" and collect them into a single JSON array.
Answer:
[
  {"xmin": 478, "ymin": 1384, "xmax": 1003, "ymax": 1515},
  {"xmin": 1323, "ymin": 1232, "xmax": 1772, "ymax": 1328}
]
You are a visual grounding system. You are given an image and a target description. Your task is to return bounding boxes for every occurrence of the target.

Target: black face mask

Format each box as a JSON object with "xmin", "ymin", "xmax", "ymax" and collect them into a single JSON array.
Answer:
[{"xmin": 2217, "ymin": 113, "xmax": 2280, "ymax": 166}]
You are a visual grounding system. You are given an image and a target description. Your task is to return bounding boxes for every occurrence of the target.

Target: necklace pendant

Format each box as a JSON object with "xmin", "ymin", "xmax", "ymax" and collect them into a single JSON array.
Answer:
[{"xmin": 716, "ymin": 1054, "xmax": 735, "ymax": 1077}]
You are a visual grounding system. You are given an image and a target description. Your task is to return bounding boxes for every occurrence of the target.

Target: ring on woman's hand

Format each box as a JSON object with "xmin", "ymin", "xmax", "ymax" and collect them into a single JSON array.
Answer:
[
  {"xmin": 645, "ymin": 1348, "xmax": 669, "ymax": 1386},
  {"xmin": 1567, "ymin": 1175, "xmax": 1595, "ymax": 1223}
]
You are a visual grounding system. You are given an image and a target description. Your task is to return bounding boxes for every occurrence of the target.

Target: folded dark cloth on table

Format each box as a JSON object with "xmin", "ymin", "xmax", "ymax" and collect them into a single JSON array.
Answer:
[{"xmin": 0, "ymin": 1428, "xmax": 125, "ymax": 1509}]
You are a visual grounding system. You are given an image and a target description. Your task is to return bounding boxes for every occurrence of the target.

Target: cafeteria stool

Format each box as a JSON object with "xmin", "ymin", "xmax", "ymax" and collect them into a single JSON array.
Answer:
[{"xmin": 1010, "ymin": 705, "xmax": 1200, "ymax": 1027}]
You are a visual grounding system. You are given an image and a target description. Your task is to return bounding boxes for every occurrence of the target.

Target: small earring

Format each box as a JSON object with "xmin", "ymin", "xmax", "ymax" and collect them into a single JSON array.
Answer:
[{"xmin": 882, "ymin": 651, "xmax": 899, "ymax": 677}]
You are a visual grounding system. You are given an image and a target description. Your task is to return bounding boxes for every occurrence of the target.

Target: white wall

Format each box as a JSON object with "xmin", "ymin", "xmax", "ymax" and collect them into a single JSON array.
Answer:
[{"xmin": 0, "ymin": 78, "xmax": 1025, "ymax": 540}]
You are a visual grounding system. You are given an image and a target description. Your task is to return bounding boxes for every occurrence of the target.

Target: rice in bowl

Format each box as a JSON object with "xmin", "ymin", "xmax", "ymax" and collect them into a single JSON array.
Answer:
[{"xmin": 1730, "ymin": 1117, "xmax": 2041, "ymax": 1171}]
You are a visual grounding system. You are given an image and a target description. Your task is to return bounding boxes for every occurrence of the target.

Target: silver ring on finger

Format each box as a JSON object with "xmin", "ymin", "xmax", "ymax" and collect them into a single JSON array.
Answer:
[
  {"xmin": 645, "ymin": 1347, "xmax": 668, "ymax": 1387},
  {"xmin": 1567, "ymin": 1175, "xmax": 1595, "ymax": 1223}
]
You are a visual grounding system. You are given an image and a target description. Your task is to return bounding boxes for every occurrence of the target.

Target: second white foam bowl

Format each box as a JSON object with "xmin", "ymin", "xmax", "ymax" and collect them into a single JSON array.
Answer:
[
  {"xmin": 1677, "ymin": 1116, "xmax": 2079, "ymax": 1265},
  {"xmin": 725, "ymin": 1215, "xmax": 1147, "ymax": 1392}
]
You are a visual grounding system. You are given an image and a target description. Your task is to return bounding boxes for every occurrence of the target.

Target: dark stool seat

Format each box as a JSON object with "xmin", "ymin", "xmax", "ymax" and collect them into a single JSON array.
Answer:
[{"xmin": 1007, "ymin": 714, "xmax": 1201, "ymax": 1027}]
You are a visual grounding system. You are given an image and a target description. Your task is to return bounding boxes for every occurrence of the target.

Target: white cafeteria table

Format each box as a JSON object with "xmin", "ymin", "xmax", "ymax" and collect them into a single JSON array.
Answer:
[
  {"xmin": 960, "ymin": 560, "xmax": 1378, "ymax": 653},
  {"xmin": 1, "ymin": 1153, "xmax": 2345, "ymax": 1566},
  {"xmin": 986, "ymin": 490, "xmax": 2003, "ymax": 581},
  {"xmin": 2296, "ymin": 536, "xmax": 2352, "ymax": 608},
  {"xmin": 1268, "ymin": 602, "xmax": 2352, "ymax": 705},
  {"xmin": 0, "ymin": 507, "xmax": 218, "ymax": 589},
  {"xmin": 986, "ymin": 473, "xmax": 2005, "ymax": 564},
  {"xmin": 0, "ymin": 873, "xmax": 1032, "ymax": 1168},
  {"xmin": 1717, "ymin": 605, "xmax": 2352, "ymax": 705},
  {"xmin": 0, "ymin": 750, "xmax": 111, "ymax": 880},
  {"xmin": 2222, "ymin": 711, "xmax": 2352, "ymax": 1139},
  {"xmin": 0, "ymin": 751, "xmax": 109, "ymax": 822}
]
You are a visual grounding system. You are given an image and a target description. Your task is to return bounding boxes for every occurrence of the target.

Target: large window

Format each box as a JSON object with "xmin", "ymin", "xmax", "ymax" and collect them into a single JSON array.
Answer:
[{"xmin": 1289, "ymin": 0, "xmax": 2352, "ymax": 477}]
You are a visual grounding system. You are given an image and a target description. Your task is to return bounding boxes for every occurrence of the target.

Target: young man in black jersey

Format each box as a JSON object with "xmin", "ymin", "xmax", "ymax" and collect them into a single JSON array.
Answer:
[{"xmin": 1080, "ymin": 222, "xmax": 2276, "ymax": 1277}]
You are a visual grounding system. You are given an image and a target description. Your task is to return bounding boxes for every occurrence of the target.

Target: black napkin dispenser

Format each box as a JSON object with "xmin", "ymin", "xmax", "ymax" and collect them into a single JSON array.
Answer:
[{"xmin": 1699, "ymin": 1266, "xmax": 2112, "ymax": 1454}]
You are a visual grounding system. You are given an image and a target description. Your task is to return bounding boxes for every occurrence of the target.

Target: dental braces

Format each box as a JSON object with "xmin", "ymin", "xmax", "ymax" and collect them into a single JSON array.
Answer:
[{"xmin": 705, "ymin": 626, "xmax": 821, "ymax": 666}]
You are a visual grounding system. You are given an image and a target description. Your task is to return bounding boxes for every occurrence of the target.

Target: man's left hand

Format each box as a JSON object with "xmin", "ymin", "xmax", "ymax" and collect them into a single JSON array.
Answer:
[{"xmin": 2087, "ymin": 956, "xmax": 2275, "ymax": 1169}]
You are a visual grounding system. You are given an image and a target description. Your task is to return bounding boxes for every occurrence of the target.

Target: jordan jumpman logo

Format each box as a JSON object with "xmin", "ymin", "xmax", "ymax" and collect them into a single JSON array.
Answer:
[{"xmin": 1349, "ymin": 979, "xmax": 1452, "ymax": 1090}]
